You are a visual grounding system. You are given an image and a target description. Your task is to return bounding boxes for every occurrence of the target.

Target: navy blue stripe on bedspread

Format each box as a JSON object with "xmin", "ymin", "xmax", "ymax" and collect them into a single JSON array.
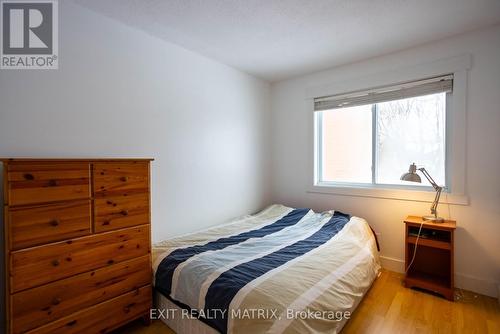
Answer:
[
  {"xmin": 204, "ymin": 211, "xmax": 351, "ymax": 334},
  {"xmin": 155, "ymin": 208, "xmax": 310, "ymax": 298}
]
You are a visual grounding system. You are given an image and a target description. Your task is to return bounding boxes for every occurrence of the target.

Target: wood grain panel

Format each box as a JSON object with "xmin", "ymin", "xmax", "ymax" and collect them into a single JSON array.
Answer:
[
  {"xmin": 7, "ymin": 163, "xmax": 90, "ymax": 174},
  {"xmin": 3, "ymin": 159, "xmax": 153, "ymax": 334},
  {"xmin": 2, "ymin": 159, "xmax": 153, "ymax": 163},
  {"xmin": 11, "ymin": 225, "xmax": 150, "ymax": 293},
  {"xmin": 94, "ymin": 163, "xmax": 149, "ymax": 197},
  {"xmin": 8, "ymin": 200, "xmax": 91, "ymax": 250},
  {"xmin": 8, "ymin": 163, "xmax": 90, "ymax": 206},
  {"xmin": 94, "ymin": 193, "xmax": 149, "ymax": 232},
  {"xmin": 12, "ymin": 255, "xmax": 151, "ymax": 334},
  {"xmin": 27, "ymin": 286, "xmax": 152, "ymax": 334},
  {"xmin": 3, "ymin": 163, "xmax": 11, "ymax": 333}
]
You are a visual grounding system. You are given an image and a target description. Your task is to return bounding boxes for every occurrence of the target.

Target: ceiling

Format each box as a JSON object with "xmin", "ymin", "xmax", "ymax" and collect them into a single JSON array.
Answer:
[{"xmin": 76, "ymin": 0, "xmax": 500, "ymax": 82}]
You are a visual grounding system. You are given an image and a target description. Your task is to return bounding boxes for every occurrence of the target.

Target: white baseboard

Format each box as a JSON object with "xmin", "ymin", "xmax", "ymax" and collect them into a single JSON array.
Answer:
[
  {"xmin": 378, "ymin": 255, "xmax": 499, "ymax": 299},
  {"xmin": 379, "ymin": 255, "xmax": 405, "ymax": 273},
  {"xmin": 455, "ymin": 272, "xmax": 499, "ymax": 299}
]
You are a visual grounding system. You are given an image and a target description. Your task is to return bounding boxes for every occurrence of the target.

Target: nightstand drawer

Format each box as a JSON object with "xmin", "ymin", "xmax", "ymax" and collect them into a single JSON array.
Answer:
[{"xmin": 407, "ymin": 236, "xmax": 450, "ymax": 250}]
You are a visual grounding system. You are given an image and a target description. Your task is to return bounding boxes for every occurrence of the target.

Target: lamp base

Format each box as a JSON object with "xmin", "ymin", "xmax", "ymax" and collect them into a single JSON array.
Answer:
[{"xmin": 423, "ymin": 215, "xmax": 445, "ymax": 223}]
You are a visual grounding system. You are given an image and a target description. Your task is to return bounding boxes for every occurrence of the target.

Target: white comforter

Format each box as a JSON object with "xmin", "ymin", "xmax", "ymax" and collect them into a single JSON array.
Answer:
[{"xmin": 153, "ymin": 205, "xmax": 380, "ymax": 334}]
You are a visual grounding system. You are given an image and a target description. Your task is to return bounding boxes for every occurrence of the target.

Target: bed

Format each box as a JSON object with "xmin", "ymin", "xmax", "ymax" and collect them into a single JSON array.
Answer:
[{"xmin": 152, "ymin": 204, "xmax": 380, "ymax": 334}]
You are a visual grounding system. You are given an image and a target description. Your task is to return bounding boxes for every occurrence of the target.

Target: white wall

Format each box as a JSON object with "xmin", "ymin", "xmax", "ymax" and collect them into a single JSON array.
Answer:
[
  {"xmin": 0, "ymin": 1, "xmax": 271, "ymax": 326},
  {"xmin": 270, "ymin": 25, "xmax": 500, "ymax": 297},
  {"xmin": 0, "ymin": 0, "xmax": 272, "ymax": 238}
]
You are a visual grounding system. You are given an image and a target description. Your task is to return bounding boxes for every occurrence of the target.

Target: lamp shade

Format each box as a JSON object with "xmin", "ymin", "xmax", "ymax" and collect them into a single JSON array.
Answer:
[{"xmin": 400, "ymin": 163, "xmax": 422, "ymax": 183}]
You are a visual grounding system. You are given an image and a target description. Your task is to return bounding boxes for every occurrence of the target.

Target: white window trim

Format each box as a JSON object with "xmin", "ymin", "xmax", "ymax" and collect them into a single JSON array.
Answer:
[{"xmin": 305, "ymin": 54, "xmax": 471, "ymax": 206}]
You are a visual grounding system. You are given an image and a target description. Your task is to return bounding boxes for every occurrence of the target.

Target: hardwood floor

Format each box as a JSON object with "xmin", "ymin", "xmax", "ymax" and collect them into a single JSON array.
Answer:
[
  {"xmin": 342, "ymin": 270, "xmax": 500, "ymax": 334},
  {"xmin": 117, "ymin": 269, "xmax": 500, "ymax": 334}
]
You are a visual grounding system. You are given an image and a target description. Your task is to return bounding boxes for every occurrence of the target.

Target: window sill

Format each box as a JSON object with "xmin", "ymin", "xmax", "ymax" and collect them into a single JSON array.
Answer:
[{"xmin": 308, "ymin": 183, "xmax": 469, "ymax": 205}]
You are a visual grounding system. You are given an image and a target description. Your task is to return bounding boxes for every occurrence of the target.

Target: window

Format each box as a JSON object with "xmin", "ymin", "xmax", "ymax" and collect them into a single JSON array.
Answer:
[{"xmin": 314, "ymin": 75, "xmax": 451, "ymax": 189}]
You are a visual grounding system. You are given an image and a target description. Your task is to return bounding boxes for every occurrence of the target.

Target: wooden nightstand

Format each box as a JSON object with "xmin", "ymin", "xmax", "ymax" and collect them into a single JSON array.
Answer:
[{"xmin": 404, "ymin": 216, "xmax": 456, "ymax": 300}]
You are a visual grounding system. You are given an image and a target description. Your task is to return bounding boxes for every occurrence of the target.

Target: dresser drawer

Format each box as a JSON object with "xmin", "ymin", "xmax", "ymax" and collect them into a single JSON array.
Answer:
[
  {"xmin": 28, "ymin": 285, "xmax": 152, "ymax": 334},
  {"xmin": 8, "ymin": 200, "xmax": 91, "ymax": 250},
  {"xmin": 12, "ymin": 255, "xmax": 151, "ymax": 334},
  {"xmin": 93, "ymin": 162, "xmax": 149, "ymax": 197},
  {"xmin": 8, "ymin": 163, "xmax": 90, "ymax": 206},
  {"xmin": 94, "ymin": 193, "xmax": 150, "ymax": 232},
  {"xmin": 11, "ymin": 225, "xmax": 150, "ymax": 293}
]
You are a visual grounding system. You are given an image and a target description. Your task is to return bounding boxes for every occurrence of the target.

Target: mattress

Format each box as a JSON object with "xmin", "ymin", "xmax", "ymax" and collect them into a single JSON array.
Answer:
[
  {"xmin": 155, "ymin": 291, "xmax": 219, "ymax": 334},
  {"xmin": 152, "ymin": 204, "xmax": 380, "ymax": 334}
]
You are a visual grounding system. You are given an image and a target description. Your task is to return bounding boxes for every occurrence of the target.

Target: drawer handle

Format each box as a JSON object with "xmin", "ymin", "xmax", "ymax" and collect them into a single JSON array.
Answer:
[
  {"xmin": 66, "ymin": 320, "xmax": 77, "ymax": 327},
  {"xmin": 49, "ymin": 219, "xmax": 60, "ymax": 227},
  {"xmin": 103, "ymin": 220, "xmax": 110, "ymax": 226},
  {"xmin": 23, "ymin": 173, "xmax": 35, "ymax": 180},
  {"xmin": 123, "ymin": 302, "xmax": 136, "ymax": 313},
  {"xmin": 107, "ymin": 259, "xmax": 115, "ymax": 265},
  {"xmin": 48, "ymin": 179, "xmax": 57, "ymax": 187},
  {"xmin": 120, "ymin": 210, "xmax": 129, "ymax": 216},
  {"xmin": 120, "ymin": 176, "xmax": 129, "ymax": 182},
  {"xmin": 52, "ymin": 298, "xmax": 61, "ymax": 305},
  {"xmin": 51, "ymin": 259, "xmax": 60, "ymax": 267}
]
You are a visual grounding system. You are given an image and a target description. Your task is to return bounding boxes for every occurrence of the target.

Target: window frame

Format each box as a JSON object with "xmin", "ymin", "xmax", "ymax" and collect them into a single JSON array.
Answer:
[
  {"xmin": 315, "ymin": 94, "xmax": 448, "ymax": 191},
  {"xmin": 307, "ymin": 55, "xmax": 471, "ymax": 206}
]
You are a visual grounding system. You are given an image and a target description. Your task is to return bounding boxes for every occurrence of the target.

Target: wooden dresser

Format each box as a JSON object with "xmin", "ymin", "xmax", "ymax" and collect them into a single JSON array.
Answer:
[{"xmin": 1, "ymin": 158, "xmax": 153, "ymax": 334}]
